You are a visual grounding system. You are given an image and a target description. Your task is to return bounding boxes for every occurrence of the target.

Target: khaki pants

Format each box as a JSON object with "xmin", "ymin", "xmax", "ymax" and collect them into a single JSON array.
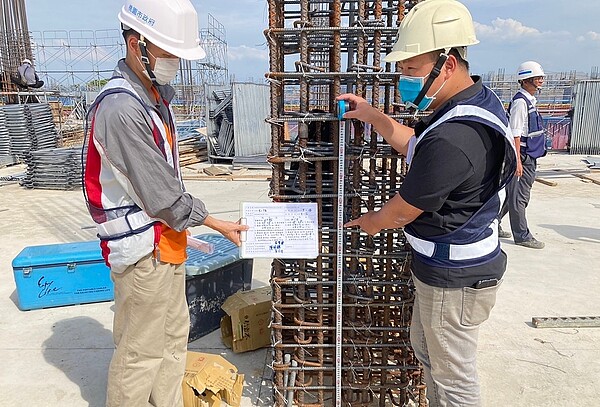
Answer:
[
  {"xmin": 410, "ymin": 275, "xmax": 501, "ymax": 407},
  {"xmin": 106, "ymin": 254, "xmax": 189, "ymax": 407}
]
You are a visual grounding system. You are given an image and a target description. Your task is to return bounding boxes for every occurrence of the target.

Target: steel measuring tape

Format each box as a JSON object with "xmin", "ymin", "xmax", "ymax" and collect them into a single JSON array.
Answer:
[{"xmin": 334, "ymin": 99, "xmax": 349, "ymax": 406}]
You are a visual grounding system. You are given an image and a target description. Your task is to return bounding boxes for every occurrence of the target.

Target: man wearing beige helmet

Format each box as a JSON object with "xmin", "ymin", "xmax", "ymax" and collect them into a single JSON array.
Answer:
[
  {"xmin": 338, "ymin": 0, "xmax": 516, "ymax": 405},
  {"xmin": 82, "ymin": 1, "xmax": 247, "ymax": 406}
]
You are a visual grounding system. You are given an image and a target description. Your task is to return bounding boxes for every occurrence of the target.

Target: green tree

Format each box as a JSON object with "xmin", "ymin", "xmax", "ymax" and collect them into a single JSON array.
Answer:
[{"xmin": 87, "ymin": 78, "xmax": 109, "ymax": 90}]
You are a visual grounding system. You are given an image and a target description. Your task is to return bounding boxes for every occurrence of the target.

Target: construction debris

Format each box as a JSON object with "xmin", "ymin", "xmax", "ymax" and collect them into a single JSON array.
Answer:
[
  {"xmin": 182, "ymin": 167, "xmax": 268, "ymax": 182},
  {"xmin": 178, "ymin": 132, "xmax": 208, "ymax": 167},
  {"xmin": 0, "ymin": 172, "xmax": 25, "ymax": 186},
  {"xmin": 207, "ymin": 89, "xmax": 235, "ymax": 158},
  {"xmin": 582, "ymin": 156, "xmax": 600, "ymax": 169},
  {"xmin": 57, "ymin": 124, "xmax": 85, "ymax": 148},
  {"xmin": 573, "ymin": 173, "xmax": 600, "ymax": 186},
  {"xmin": 203, "ymin": 165, "xmax": 231, "ymax": 177}
]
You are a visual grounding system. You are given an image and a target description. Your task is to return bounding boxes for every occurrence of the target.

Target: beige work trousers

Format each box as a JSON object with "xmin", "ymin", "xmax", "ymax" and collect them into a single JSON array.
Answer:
[{"xmin": 106, "ymin": 254, "xmax": 189, "ymax": 407}]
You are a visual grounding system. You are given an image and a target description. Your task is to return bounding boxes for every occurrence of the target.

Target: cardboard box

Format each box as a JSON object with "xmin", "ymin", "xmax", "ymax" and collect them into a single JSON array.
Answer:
[
  {"xmin": 183, "ymin": 351, "xmax": 244, "ymax": 407},
  {"xmin": 220, "ymin": 286, "xmax": 272, "ymax": 353}
]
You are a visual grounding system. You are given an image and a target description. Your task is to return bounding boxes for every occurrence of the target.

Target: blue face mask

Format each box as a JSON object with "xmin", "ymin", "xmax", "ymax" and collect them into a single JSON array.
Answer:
[{"xmin": 398, "ymin": 74, "xmax": 435, "ymax": 111}]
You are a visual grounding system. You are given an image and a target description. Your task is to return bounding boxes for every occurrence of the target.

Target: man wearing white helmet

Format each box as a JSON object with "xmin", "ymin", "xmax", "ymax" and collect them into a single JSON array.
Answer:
[
  {"xmin": 11, "ymin": 58, "xmax": 44, "ymax": 89},
  {"xmin": 82, "ymin": 1, "xmax": 247, "ymax": 406},
  {"xmin": 497, "ymin": 61, "xmax": 546, "ymax": 249},
  {"xmin": 338, "ymin": 0, "xmax": 516, "ymax": 405}
]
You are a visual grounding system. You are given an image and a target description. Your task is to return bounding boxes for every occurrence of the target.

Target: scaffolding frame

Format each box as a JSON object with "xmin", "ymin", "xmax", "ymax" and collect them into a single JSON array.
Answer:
[{"xmin": 4, "ymin": 14, "xmax": 228, "ymax": 122}]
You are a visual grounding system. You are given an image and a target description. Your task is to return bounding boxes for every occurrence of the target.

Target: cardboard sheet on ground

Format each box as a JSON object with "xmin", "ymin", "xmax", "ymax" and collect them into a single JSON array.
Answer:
[
  {"xmin": 221, "ymin": 286, "xmax": 272, "ymax": 353},
  {"xmin": 183, "ymin": 351, "xmax": 244, "ymax": 407},
  {"xmin": 240, "ymin": 202, "xmax": 319, "ymax": 259}
]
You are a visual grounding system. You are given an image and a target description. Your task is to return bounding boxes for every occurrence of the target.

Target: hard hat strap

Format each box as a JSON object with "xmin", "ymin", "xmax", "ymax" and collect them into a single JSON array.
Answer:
[
  {"xmin": 410, "ymin": 52, "xmax": 449, "ymax": 112},
  {"xmin": 138, "ymin": 36, "xmax": 159, "ymax": 85}
]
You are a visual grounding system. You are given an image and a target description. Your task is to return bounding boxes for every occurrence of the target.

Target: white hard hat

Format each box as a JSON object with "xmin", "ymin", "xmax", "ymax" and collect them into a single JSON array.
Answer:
[
  {"xmin": 118, "ymin": 0, "xmax": 206, "ymax": 60},
  {"xmin": 384, "ymin": 0, "xmax": 479, "ymax": 63},
  {"xmin": 517, "ymin": 61, "xmax": 545, "ymax": 81},
  {"xmin": 22, "ymin": 58, "xmax": 32, "ymax": 64}
]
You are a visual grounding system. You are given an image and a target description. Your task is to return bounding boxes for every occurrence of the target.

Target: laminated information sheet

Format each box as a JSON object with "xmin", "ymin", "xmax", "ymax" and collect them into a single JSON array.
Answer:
[{"xmin": 240, "ymin": 202, "xmax": 319, "ymax": 259}]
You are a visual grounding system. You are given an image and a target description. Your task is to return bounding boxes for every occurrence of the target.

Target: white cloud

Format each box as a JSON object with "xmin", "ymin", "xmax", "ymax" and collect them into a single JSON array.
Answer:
[
  {"xmin": 576, "ymin": 31, "xmax": 600, "ymax": 43},
  {"xmin": 228, "ymin": 45, "xmax": 268, "ymax": 62},
  {"xmin": 586, "ymin": 31, "xmax": 600, "ymax": 41},
  {"xmin": 474, "ymin": 18, "xmax": 541, "ymax": 41}
]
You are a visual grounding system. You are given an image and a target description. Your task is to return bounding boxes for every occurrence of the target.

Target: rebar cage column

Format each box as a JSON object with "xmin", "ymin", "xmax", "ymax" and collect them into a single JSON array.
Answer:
[{"xmin": 266, "ymin": 1, "xmax": 424, "ymax": 406}]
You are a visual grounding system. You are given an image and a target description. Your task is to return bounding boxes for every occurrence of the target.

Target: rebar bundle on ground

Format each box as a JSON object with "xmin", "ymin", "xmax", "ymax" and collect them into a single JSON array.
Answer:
[{"xmin": 265, "ymin": 1, "xmax": 424, "ymax": 406}]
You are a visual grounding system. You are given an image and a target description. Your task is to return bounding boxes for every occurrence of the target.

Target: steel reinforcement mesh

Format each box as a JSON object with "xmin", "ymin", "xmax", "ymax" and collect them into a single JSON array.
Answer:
[{"xmin": 265, "ymin": 1, "xmax": 425, "ymax": 406}]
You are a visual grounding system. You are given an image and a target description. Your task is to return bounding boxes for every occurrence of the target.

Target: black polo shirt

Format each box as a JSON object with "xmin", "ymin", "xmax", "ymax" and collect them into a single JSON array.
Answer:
[{"xmin": 399, "ymin": 77, "xmax": 507, "ymax": 288}]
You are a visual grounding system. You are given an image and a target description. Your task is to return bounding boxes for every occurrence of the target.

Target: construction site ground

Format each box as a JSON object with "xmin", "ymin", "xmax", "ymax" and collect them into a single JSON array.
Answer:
[{"xmin": 1, "ymin": 152, "xmax": 599, "ymax": 407}]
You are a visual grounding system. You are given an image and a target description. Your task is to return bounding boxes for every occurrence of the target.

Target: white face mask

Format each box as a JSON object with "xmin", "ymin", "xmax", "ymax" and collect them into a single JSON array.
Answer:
[
  {"xmin": 148, "ymin": 50, "xmax": 180, "ymax": 85},
  {"xmin": 138, "ymin": 47, "xmax": 180, "ymax": 85},
  {"xmin": 152, "ymin": 57, "xmax": 180, "ymax": 85}
]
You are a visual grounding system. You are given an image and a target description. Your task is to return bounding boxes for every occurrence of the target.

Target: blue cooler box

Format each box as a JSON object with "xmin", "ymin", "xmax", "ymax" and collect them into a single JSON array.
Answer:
[
  {"xmin": 12, "ymin": 235, "xmax": 253, "ymax": 342},
  {"xmin": 12, "ymin": 240, "xmax": 113, "ymax": 311},
  {"xmin": 185, "ymin": 234, "xmax": 253, "ymax": 342}
]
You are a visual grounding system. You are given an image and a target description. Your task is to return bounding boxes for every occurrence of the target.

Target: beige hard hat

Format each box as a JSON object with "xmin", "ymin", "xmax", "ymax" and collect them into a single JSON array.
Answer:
[
  {"xmin": 118, "ymin": 0, "xmax": 206, "ymax": 60},
  {"xmin": 384, "ymin": 0, "xmax": 479, "ymax": 63}
]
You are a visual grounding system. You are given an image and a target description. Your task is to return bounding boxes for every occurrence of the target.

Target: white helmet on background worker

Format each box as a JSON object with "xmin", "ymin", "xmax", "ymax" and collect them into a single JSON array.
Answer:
[
  {"xmin": 516, "ymin": 61, "xmax": 545, "ymax": 82},
  {"xmin": 118, "ymin": 0, "xmax": 205, "ymax": 60},
  {"xmin": 22, "ymin": 58, "xmax": 32, "ymax": 64},
  {"xmin": 384, "ymin": 0, "xmax": 479, "ymax": 63}
]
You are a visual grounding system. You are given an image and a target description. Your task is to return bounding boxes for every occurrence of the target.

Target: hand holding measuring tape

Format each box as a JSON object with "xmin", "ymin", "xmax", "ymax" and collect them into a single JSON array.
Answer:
[{"xmin": 336, "ymin": 93, "xmax": 380, "ymax": 122}]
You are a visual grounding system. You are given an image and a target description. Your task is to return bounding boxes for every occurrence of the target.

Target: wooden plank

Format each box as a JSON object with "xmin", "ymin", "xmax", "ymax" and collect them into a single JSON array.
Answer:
[
  {"xmin": 535, "ymin": 177, "xmax": 558, "ymax": 187},
  {"xmin": 574, "ymin": 174, "xmax": 600, "ymax": 186}
]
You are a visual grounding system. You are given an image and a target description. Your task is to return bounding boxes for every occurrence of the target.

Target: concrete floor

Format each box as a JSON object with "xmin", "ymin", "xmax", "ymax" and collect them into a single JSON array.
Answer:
[{"xmin": 0, "ymin": 153, "xmax": 599, "ymax": 407}]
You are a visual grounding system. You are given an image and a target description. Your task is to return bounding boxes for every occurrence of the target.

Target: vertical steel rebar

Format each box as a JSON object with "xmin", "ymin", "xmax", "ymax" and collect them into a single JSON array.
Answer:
[
  {"xmin": 0, "ymin": 0, "xmax": 34, "ymax": 99},
  {"xmin": 265, "ymin": 1, "xmax": 423, "ymax": 405}
]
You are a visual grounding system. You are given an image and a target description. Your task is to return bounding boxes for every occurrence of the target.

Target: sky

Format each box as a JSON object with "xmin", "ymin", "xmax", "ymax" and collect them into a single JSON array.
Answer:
[{"xmin": 24, "ymin": 0, "xmax": 600, "ymax": 82}]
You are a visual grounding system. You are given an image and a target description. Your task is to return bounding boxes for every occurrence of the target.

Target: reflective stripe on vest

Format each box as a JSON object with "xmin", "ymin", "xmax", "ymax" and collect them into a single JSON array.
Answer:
[
  {"xmin": 405, "ymin": 188, "xmax": 506, "ymax": 264},
  {"xmin": 405, "ymin": 219, "xmax": 499, "ymax": 261},
  {"xmin": 95, "ymin": 210, "xmax": 157, "ymax": 240}
]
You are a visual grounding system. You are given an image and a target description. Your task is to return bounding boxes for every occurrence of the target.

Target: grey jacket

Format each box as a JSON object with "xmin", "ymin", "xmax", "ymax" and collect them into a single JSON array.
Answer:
[
  {"xmin": 91, "ymin": 59, "xmax": 208, "ymax": 231},
  {"xmin": 18, "ymin": 62, "xmax": 38, "ymax": 85}
]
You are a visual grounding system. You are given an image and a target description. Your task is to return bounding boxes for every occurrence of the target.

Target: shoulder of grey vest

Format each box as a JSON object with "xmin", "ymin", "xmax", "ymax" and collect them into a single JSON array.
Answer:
[{"xmin": 87, "ymin": 76, "xmax": 149, "ymax": 120}]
